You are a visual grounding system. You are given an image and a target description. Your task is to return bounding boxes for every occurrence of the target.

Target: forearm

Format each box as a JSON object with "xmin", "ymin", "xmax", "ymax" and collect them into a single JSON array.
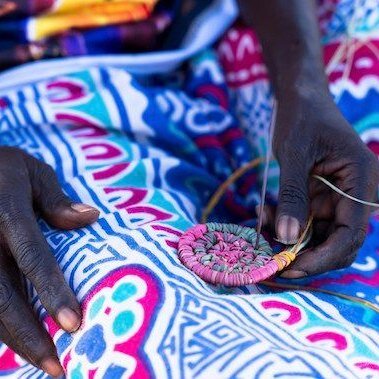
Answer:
[{"xmin": 237, "ymin": 0, "xmax": 329, "ymax": 99}]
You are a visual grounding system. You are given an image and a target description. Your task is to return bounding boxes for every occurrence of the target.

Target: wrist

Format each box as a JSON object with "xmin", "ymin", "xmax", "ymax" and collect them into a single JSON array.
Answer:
[{"xmin": 275, "ymin": 67, "xmax": 330, "ymax": 103}]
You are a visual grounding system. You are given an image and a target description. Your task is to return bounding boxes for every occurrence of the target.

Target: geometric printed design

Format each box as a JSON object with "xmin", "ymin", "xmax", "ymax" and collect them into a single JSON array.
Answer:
[{"xmin": 1, "ymin": 1, "xmax": 379, "ymax": 377}]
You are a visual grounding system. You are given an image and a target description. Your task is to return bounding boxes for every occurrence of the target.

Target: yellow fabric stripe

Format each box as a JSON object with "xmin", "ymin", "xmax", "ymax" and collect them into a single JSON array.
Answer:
[
  {"xmin": 31, "ymin": 0, "xmax": 157, "ymax": 41},
  {"xmin": 45, "ymin": 0, "xmax": 157, "ymax": 14}
]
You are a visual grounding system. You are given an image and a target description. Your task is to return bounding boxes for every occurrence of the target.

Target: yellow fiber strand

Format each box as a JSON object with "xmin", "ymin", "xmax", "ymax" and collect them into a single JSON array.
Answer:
[{"xmin": 201, "ymin": 157, "xmax": 263, "ymax": 223}]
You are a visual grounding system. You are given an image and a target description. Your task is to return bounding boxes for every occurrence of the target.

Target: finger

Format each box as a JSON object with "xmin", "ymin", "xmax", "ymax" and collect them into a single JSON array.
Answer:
[
  {"xmin": 0, "ymin": 261, "xmax": 63, "ymax": 377},
  {"xmin": 0, "ymin": 304, "xmax": 64, "ymax": 377},
  {"xmin": 0, "ymin": 255, "xmax": 30, "ymax": 363},
  {"xmin": 275, "ymin": 148, "xmax": 312, "ymax": 244},
  {"xmin": 284, "ymin": 162, "xmax": 376, "ymax": 278},
  {"xmin": 1, "ymin": 204, "xmax": 82, "ymax": 333},
  {"xmin": 281, "ymin": 225, "xmax": 362, "ymax": 278},
  {"xmin": 321, "ymin": 151, "xmax": 376, "ymax": 251},
  {"xmin": 0, "ymin": 320, "xmax": 32, "ymax": 364},
  {"xmin": 315, "ymin": 145, "xmax": 379, "ymax": 223},
  {"xmin": 25, "ymin": 156, "xmax": 99, "ymax": 229}
]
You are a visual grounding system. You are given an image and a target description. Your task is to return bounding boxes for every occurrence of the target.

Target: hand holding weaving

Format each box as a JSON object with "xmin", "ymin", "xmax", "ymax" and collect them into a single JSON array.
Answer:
[{"xmin": 273, "ymin": 90, "xmax": 379, "ymax": 278}]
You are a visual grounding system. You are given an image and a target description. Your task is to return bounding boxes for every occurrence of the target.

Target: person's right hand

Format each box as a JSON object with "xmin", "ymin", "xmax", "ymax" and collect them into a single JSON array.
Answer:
[
  {"xmin": 0, "ymin": 147, "xmax": 99, "ymax": 377},
  {"xmin": 272, "ymin": 90, "xmax": 379, "ymax": 277}
]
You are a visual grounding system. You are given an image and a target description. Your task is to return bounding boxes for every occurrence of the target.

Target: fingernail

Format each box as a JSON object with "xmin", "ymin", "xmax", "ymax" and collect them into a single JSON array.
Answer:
[
  {"xmin": 280, "ymin": 270, "xmax": 307, "ymax": 279},
  {"xmin": 277, "ymin": 216, "xmax": 300, "ymax": 244},
  {"xmin": 57, "ymin": 308, "xmax": 81, "ymax": 332},
  {"xmin": 41, "ymin": 357, "xmax": 64, "ymax": 378},
  {"xmin": 71, "ymin": 203, "xmax": 98, "ymax": 213}
]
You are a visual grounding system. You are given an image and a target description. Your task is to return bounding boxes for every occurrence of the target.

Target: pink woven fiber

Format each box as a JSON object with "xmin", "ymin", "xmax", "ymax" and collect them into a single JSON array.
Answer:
[{"xmin": 178, "ymin": 223, "xmax": 279, "ymax": 286}]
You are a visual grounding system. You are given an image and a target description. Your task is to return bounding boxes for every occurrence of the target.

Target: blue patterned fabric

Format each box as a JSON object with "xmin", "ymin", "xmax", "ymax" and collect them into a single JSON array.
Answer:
[{"xmin": 0, "ymin": 0, "xmax": 378, "ymax": 378}]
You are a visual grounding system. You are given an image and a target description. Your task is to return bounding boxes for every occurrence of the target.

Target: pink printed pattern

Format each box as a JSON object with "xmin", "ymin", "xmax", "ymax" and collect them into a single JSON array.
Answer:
[
  {"xmin": 259, "ymin": 297, "xmax": 379, "ymax": 376},
  {"xmin": 45, "ymin": 77, "xmax": 184, "ymax": 245},
  {"xmin": 217, "ymin": 27, "xmax": 268, "ymax": 88},
  {"xmin": 44, "ymin": 267, "xmax": 161, "ymax": 379}
]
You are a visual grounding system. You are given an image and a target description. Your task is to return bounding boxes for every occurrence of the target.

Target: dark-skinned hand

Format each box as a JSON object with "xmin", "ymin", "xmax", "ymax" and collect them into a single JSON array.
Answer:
[
  {"xmin": 260, "ymin": 88, "xmax": 379, "ymax": 278},
  {"xmin": 0, "ymin": 147, "xmax": 99, "ymax": 376}
]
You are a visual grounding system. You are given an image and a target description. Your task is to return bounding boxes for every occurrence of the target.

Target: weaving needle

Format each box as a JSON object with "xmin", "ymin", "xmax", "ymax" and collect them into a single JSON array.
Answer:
[{"xmin": 254, "ymin": 99, "xmax": 278, "ymax": 250}]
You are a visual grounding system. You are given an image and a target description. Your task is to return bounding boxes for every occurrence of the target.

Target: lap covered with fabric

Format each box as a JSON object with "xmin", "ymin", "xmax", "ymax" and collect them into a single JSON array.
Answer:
[{"xmin": 0, "ymin": 1, "xmax": 379, "ymax": 378}]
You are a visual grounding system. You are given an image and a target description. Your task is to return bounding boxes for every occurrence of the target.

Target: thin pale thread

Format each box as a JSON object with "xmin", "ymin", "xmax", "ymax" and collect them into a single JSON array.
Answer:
[
  {"xmin": 325, "ymin": 3, "xmax": 379, "ymax": 103},
  {"xmin": 314, "ymin": 175, "xmax": 379, "ymax": 208},
  {"xmin": 255, "ymin": 99, "xmax": 277, "ymax": 249},
  {"xmin": 325, "ymin": 0, "xmax": 357, "ymax": 75},
  {"xmin": 335, "ymin": 38, "xmax": 357, "ymax": 103},
  {"xmin": 202, "ymin": 164, "xmax": 379, "ymax": 224}
]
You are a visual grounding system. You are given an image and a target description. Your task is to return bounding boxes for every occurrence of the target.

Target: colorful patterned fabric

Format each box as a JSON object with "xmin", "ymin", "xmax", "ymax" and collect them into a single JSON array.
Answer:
[
  {"xmin": 0, "ymin": 0, "xmax": 238, "ymax": 80},
  {"xmin": 0, "ymin": 0, "xmax": 167, "ymax": 70},
  {"xmin": 0, "ymin": 0, "xmax": 378, "ymax": 378},
  {"xmin": 1, "ymin": 0, "xmax": 157, "ymax": 40}
]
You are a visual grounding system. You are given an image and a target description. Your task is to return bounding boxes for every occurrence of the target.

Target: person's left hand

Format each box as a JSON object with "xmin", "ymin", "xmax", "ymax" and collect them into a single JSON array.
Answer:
[
  {"xmin": 259, "ymin": 87, "xmax": 379, "ymax": 278},
  {"xmin": 0, "ymin": 147, "xmax": 99, "ymax": 376}
]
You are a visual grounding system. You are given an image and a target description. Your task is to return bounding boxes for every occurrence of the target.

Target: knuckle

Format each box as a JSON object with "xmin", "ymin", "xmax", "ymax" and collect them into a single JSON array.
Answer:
[
  {"xmin": 350, "ymin": 226, "xmax": 366, "ymax": 252},
  {"xmin": 352, "ymin": 148, "xmax": 378, "ymax": 177},
  {"xmin": 38, "ymin": 162, "xmax": 56, "ymax": 182},
  {"xmin": 0, "ymin": 196, "xmax": 20, "ymax": 227},
  {"xmin": 26, "ymin": 154, "xmax": 55, "ymax": 183},
  {"xmin": 0, "ymin": 166, "xmax": 28, "ymax": 185},
  {"xmin": 0, "ymin": 147, "xmax": 25, "ymax": 164},
  {"xmin": 0, "ymin": 280, "xmax": 14, "ymax": 316},
  {"xmin": 42, "ymin": 191, "xmax": 67, "ymax": 211},
  {"xmin": 15, "ymin": 242, "xmax": 45, "ymax": 278},
  {"xmin": 275, "ymin": 134, "xmax": 314, "ymax": 162},
  {"xmin": 357, "ymin": 148, "xmax": 378, "ymax": 172},
  {"xmin": 31, "ymin": 162, "xmax": 67, "ymax": 208},
  {"xmin": 0, "ymin": 198, "xmax": 33, "ymax": 231},
  {"xmin": 364, "ymin": 147, "xmax": 378, "ymax": 165},
  {"xmin": 37, "ymin": 278, "xmax": 61, "ymax": 308},
  {"xmin": 43, "ymin": 164, "xmax": 56, "ymax": 180},
  {"xmin": 15, "ymin": 325, "xmax": 38, "ymax": 344},
  {"xmin": 340, "ymin": 251, "xmax": 357, "ymax": 269},
  {"xmin": 16, "ymin": 327, "xmax": 51, "ymax": 363},
  {"xmin": 279, "ymin": 179, "xmax": 308, "ymax": 206}
]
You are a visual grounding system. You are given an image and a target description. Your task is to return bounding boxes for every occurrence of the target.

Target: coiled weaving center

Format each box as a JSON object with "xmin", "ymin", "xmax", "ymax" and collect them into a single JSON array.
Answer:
[{"xmin": 178, "ymin": 223, "xmax": 276, "ymax": 285}]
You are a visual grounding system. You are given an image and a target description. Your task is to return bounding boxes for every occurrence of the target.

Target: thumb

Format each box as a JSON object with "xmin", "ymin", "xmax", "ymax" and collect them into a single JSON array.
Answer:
[
  {"xmin": 28, "ymin": 157, "xmax": 99, "ymax": 229},
  {"xmin": 275, "ymin": 155, "xmax": 310, "ymax": 244}
]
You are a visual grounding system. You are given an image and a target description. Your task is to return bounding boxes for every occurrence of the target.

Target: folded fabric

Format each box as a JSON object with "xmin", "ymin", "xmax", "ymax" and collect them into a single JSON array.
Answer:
[
  {"xmin": 0, "ymin": 12, "xmax": 172, "ymax": 70},
  {"xmin": 0, "ymin": 0, "xmax": 238, "ymax": 83},
  {"xmin": 0, "ymin": 0, "xmax": 162, "ymax": 70},
  {"xmin": 0, "ymin": 0, "xmax": 158, "ymax": 40}
]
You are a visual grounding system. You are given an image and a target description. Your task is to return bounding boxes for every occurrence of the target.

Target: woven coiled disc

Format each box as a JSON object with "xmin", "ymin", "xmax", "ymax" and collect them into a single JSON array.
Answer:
[{"xmin": 178, "ymin": 223, "xmax": 279, "ymax": 286}]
